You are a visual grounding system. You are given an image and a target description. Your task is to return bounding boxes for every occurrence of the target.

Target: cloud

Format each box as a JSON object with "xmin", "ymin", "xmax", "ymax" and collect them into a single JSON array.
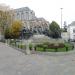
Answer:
[
  {"xmin": 0, "ymin": 0, "xmax": 75, "ymax": 25},
  {"xmin": 18, "ymin": 0, "xmax": 33, "ymax": 3}
]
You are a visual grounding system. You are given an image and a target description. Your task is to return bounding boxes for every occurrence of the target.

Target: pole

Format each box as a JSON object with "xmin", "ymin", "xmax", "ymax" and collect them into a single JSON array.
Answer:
[{"xmin": 60, "ymin": 8, "xmax": 63, "ymax": 28}]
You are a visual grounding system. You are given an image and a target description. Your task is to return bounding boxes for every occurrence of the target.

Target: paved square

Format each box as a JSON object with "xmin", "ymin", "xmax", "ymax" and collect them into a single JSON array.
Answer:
[{"xmin": 0, "ymin": 43, "xmax": 75, "ymax": 75}]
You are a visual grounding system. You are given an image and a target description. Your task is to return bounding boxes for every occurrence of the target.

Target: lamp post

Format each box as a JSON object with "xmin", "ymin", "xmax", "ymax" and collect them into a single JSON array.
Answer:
[{"xmin": 60, "ymin": 8, "xmax": 63, "ymax": 28}]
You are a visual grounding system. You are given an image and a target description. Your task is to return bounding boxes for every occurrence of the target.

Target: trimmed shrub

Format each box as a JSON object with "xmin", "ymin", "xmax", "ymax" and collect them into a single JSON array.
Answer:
[
  {"xmin": 29, "ymin": 43, "xmax": 33, "ymax": 50},
  {"xmin": 36, "ymin": 44, "xmax": 43, "ymax": 48},
  {"xmin": 36, "ymin": 47, "xmax": 44, "ymax": 52},
  {"xmin": 35, "ymin": 42, "xmax": 73, "ymax": 52},
  {"xmin": 43, "ymin": 45, "xmax": 48, "ymax": 51}
]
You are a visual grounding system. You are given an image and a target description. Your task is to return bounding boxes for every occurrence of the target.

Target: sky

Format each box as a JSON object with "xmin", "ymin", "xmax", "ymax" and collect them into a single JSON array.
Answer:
[{"xmin": 0, "ymin": 0, "xmax": 75, "ymax": 27}]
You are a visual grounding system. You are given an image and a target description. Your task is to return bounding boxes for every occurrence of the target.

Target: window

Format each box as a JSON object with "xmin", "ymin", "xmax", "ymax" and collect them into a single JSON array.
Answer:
[
  {"xmin": 73, "ymin": 29, "xmax": 75, "ymax": 33},
  {"xmin": 26, "ymin": 12, "xmax": 28, "ymax": 14},
  {"xmin": 17, "ymin": 13, "xmax": 19, "ymax": 15},
  {"xmin": 73, "ymin": 35, "xmax": 75, "ymax": 40},
  {"xmin": 31, "ymin": 12, "xmax": 32, "ymax": 14},
  {"xmin": 21, "ymin": 11, "xmax": 24, "ymax": 14}
]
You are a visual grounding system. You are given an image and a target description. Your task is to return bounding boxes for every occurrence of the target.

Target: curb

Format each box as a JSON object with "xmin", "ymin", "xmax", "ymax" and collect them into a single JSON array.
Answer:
[{"xmin": 36, "ymin": 50, "xmax": 75, "ymax": 56}]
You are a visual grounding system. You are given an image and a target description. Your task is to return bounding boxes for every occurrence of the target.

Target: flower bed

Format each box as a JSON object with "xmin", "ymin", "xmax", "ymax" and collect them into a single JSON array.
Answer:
[{"xmin": 35, "ymin": 42, "xmax": 74, "ymax": 52}]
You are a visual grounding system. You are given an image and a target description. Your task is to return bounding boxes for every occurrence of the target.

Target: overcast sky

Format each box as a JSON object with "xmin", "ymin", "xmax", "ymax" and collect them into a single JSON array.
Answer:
[{"xmin": 0, "ymin": 0, "xmax": 75, "ymax": 26}]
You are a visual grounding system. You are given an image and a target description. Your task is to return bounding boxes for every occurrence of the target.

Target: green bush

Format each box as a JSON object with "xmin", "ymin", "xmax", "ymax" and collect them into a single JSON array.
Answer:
[
  {"xmin": 35, "ymin": 42, "xmax": 74, "ymax": 52},
  {"xmin": 57, "ymin": 47, "xmax": 66, "ymax": 52},
  {"xmin": 18, "ymin": 44, "xmax": 26, "ymax": 49},
  {"xmin": 43, "ymin": 45, "xmax": 48, "ymax": 51},
  {"xmin": 29, "ymin": 43, "xmax": 33, "ymax": 50},
  {"xmin": 36, "ymin": 47, "xmax": 44, "ymax": 52},
  {"xmin": 36, "ymin": 44, "xmax": 43, "ymax": 48},
  {"xmin": 64, "ymin": 43, "xmax": 74, "ymax": 50},
  {"xmin": 46, "ymin": 48, "xmax": 56, "ymax": 52}
]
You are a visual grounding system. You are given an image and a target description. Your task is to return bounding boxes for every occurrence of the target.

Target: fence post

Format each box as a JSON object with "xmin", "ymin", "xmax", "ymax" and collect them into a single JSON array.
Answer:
[{"xmin": 25, "ymin": 40, "xmax": 31, "ymax": 55}]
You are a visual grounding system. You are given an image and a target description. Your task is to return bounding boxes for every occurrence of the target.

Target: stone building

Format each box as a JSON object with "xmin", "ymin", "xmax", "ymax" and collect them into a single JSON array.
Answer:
[
  {"xmin": 67, "ymin": 21, "xmax": 75, "ymax": 41},
  {"xmin": 14, "ymin": 7, "xmax": 36, "ymax": 21},
  {"xmin": 12, "ymin": 7, "xmax": 49, "ymax": 32}
]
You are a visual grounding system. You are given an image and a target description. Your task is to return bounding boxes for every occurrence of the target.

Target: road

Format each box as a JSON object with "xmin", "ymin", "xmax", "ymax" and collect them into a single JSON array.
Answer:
[{"xmin": 0, "ymin": 42, "xmax": 75, "ymax": 75}]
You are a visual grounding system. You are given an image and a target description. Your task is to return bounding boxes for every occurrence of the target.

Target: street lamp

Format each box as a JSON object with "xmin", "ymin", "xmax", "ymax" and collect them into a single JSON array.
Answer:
[{"xmin": 60, "ymin": 8, "xmax": 63, "ymax": 28}]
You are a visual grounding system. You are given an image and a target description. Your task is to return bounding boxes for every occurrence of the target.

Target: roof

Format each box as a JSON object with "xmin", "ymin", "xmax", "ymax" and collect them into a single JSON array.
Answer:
[{"xmin": 14, "ymin": 7, "xmax": 31, "ymax": 12}]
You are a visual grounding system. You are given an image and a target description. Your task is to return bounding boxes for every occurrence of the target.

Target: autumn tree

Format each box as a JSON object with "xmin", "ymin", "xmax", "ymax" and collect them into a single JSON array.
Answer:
[
  {"xmin": 0, "ymin": 10, "xmax": 12, "ymax": 36},
  {"xmin": 11, "ymin": 20, "xmax": 23, "ymax": 39}
]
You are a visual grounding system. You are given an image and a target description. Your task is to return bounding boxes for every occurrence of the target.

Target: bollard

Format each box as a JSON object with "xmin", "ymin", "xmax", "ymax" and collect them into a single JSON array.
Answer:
[{"xmin": 25, "ymin": 40, "xmax": 31, "ymax": 55}]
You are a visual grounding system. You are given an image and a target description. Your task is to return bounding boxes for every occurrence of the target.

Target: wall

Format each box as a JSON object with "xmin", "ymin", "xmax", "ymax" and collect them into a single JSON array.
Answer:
[{"xmin": 67, "ymin": 25, "xmax": 75, "ymax": 41}]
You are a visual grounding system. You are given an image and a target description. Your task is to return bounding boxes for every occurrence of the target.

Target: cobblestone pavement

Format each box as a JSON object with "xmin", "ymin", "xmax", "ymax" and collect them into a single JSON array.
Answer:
[{"xmin": 0, "ymin": 42, "xmax": 75, "ymax": 75}]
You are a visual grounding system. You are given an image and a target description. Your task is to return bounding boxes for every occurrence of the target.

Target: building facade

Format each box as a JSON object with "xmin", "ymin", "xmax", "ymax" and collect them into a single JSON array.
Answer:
[
  {"xmin": 12, "ymin": 7, "xmax": 49, "ymax": 32},
  {"xmin": 67, "ymin": 21, "xmax": 75, "ymax": 41},
  {"xmin": 14, "ymin": 7, "xmax": 36, "ymax": 21}
]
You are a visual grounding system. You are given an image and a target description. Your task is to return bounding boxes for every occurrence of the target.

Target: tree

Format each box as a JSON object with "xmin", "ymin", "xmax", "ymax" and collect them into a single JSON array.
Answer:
[
  {"xmin": 61, "ymin": 21, "xmax": 67, "ymax": 32},
  {"xmin": 4, "ymin": 27, "xmax": 12, "ymax": 39},
  {"xmin": 63, "ymin": 21, "xmax": 67, "ymax": 32},
  {"xmin": 0, "ymin": 10, "xmax": 12, "ymax": 39},
  {"xmin": 49, "ymin": 21, "xmax": 61, "ymax": 38},
  {"xmin": 11, "ymin": 20, "xmax": 23, "ymax": 39},
  {"xmin": 0, "ymin": 11, "xmax": 6, "ymax": 34}
]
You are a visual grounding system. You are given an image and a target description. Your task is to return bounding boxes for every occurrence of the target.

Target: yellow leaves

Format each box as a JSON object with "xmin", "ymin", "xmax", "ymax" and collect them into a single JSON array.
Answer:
[
  {"xmin": 11, "ymin": 20, "xmax": 23, "ymax": 38},
  {"xmin": 11, "ymin": 20, "xmax": 22, "ymax": 31},
  {"xmin": 12, "ymin": 20, "xmax": 22, "ymax": 31}
]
